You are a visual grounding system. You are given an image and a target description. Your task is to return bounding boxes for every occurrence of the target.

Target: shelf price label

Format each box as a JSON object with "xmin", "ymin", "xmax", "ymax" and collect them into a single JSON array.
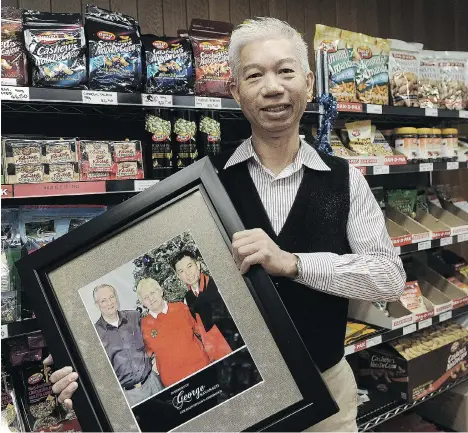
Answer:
[
  {"xmin": 82, "ymin": 90, "xmax": 118, "ymax": 105},
  {"xmin": 141, "ymin": 94, "xmax": 173, "ymax": 107},
  {"xmin": 367, "ymin": 104, "xmax": 383, "ymax": 114},
  {"xmin": 403, "ymin": 323, "xmax": 417, "ymax": 335},
  {"xmin": 134, "ymin": 180, "xmax": 159, "ymax": 191},
  {"xmin": 419, "ymin": 163, "xmax": 433, "ymax": 172},
  {"xmin": 195, "ymin": 96, "xmax": 222, "ymax": 109},
  {"xmin": 1, "ymin": 325, "xmax": 8, "ymax": 339},
  {"xmin": 439, "ymin": 311, "xmax": 452, "ymax": 322},
  {"xmin": 418, "ymin": 318, "xmax": 432, "ymax": 329},
  {"xmin": 344, "ymin": 345, "xmax": 355, "ymax": 356},
  {"xmin": 373, "ymin": 165, "xmax": 390, "ymax": 175},
  {"xmin": 418, "ymin": 240, "xmax": 432, "ymax": 251},
  {"xmin": 394, "ymin": 246, "xmax": 401, "ymax": 255},
  {"xmin": 447, "ymin": 162, "xmax": 459, "ymax": 170},
  {"xmin": 366, "ymin": 335, "xmax": 382, "ymax": 348},
  {"xmin": 458, "ymin": 233, "xmax": 468, "ymax": 243},
  {"xmin": 440, "ymin": 236, "xmax": 453, "ymax": 246},
  {"xmin": 459, "ymin": 110, "xmax": 468, "ymax": 118},
  {"xmin": 1, "ymin": 86, "xmax": 30, "ymax": 101},
  {"xmin": 425, "ymin": 108, "xmax": 438, "ymax": 117}
]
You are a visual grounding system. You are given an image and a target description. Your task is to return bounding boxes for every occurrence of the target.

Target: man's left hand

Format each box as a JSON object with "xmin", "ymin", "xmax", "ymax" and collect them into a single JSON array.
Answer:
[{"xmin": 232, "ymin": 228, "xmax": 298, "ymax": 278}]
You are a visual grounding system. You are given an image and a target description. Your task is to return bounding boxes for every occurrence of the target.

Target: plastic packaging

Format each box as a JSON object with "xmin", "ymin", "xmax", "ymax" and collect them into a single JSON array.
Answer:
[{"xmin": 394, "ymin": 127, "xmax": 418, "ymax": 161}]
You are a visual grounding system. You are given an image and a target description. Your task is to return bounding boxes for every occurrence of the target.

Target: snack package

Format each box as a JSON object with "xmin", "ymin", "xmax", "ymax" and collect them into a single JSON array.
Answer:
[
  {"xmin": 48, "ymin": 163, "xmax": 79, "ymax": 182},
  {"xmin": 199, "ymin": 112, "xmax": 221, "ymax": 156},
  {"xmin": 330, "ymin": 130, "xmax": 354, "ymax": 157},
  {"xmin": 400, "ymin": 281, "xmax": 428, "ymax": 314},
  {"xmin": 344, "ymin": 120, "xmax": 373, "ymax": 155},
  {"xmin": 1, "ymin": 6, "xmax": 28, "ymax": 86},
  {"xmin": 112, "ymin": 140, "xmax": 142, "ymax": 162},
  {"xmin": 388, "ymin": 39, "xmax": 422, "ymax": 107},
  {"xmin": 418, "ymin": 50, "xmax": 440, "ymax": 108},
  {"xmin": 372, "ymin": 126, "xmax": 393, "ymax": 156},
  {"xmin": 43, "ymin": 139, "xmax": 77, "ymax": 164},
  {"xmin": 387, "ymin": 189, "xmax": 418, "ymax": 217},
  {"xmin": 85, "ymin": 5, "xmax": 142, "ymax": 92},
  {"xmin": 438, "ymin": 51, "xmax": 467, "ymax": 110},
  {"xmin": 448, "ymin": 277, "xmax": 468, "ymax": 293},
  {"xmin": 79, "ymin": 141, "xmax": 113, "ymax": 173},
  {"xmin": 189, "ymin": 19, "xmax": 233, "ymax": 97},
  {"xmin": 352, "ymin": 33, "xmax": 390, "ymax": 105},
  {"xmin": 3, "ymin": 139, "xmax": 43, "ymax": 166},
  {"xmin": 23, "ymin": 11, "xmax": 86, "ymax": 88},
  {"xmin": 6, "ymin": 164, "xmax": 45, "ymax": 184},
  {"xmin": 143, "ymin": 35, "xmax": 194, "ymax": 95},
  {"xmin": 345, "ymin": 321, "xmax": 378, "ymax": 345},
  {"xmin": 145, "ymin": 112, "xmax": 173, "ymax": 179},
  {"xmin": 1, "ymin": 372, "xmax": 25, "ymax": 432},
  {"xmin": 173, "ymin": 111, "xmax": 197, "ymax": 169},
  {"xmin": 314, "ymin": 25, "xmax": 357, "ymax": 102}
]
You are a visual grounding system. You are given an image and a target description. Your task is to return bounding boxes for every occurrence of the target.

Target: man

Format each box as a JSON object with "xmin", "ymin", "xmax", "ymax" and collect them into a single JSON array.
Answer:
[
  {"xmin": 48, "ymin": 17, "xmax": 405, "ymax": 431},
  {"xmin": 92, "ymin": 284, "xmax": 163, "ymax": 406},
  {"xmin": 136, "ymin": 278, "xmax": 210, "ymax": 387},
  {"xmin": 172, "ymin": 250, "xmax": 232, "ymax": 361}
]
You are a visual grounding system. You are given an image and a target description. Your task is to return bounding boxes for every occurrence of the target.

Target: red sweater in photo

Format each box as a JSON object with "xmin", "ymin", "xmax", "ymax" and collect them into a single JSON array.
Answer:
[{"xmin": 141, "ymin": 302, "xmax": 210, "ymax": 387}]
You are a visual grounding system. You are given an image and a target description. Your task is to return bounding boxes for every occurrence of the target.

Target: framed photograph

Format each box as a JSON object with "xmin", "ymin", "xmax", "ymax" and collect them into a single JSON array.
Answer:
[{"xmin": 17, "ymin": 157, "xmax": 338, "ymax": 432}]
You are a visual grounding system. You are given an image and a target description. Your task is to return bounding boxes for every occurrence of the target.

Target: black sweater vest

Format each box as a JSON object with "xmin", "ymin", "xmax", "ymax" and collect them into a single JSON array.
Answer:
[{"xmin": 211, "ymin": 148, "xmax": 351, "ymax": 372}]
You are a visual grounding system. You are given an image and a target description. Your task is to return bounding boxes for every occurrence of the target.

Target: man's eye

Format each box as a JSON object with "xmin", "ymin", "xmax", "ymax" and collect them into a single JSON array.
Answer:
[
  {"xmin": 247, "ymin": 73, "xmax": 261, "ymax": 79},
  {"xmin": 279, "ymin": 68, "xmax": 294, "ymax": 74}
]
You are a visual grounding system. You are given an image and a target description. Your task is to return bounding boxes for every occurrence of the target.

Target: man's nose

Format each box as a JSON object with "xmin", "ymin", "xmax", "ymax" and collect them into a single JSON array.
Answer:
[{"xmin": 260, "ymin": 75, "xmax": 284, "ymax": 97}]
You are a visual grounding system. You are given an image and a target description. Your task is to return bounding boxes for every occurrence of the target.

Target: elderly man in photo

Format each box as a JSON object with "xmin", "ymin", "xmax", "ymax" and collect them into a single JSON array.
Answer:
[{"xmin": 47, "ymin": 17, "xmax": 405, "ymax": 431}]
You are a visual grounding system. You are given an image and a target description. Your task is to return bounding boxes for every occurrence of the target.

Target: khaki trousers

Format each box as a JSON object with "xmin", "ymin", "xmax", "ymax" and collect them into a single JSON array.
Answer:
[{"xmin": 305, "ymin": 358, "xmax": 358, "ymax": 432}]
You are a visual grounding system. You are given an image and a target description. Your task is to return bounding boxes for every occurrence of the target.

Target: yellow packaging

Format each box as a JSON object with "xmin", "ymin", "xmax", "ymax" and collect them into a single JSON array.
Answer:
[{"xmin": 345, "ymin": 119, "xmax": 373, "ymax": 155}]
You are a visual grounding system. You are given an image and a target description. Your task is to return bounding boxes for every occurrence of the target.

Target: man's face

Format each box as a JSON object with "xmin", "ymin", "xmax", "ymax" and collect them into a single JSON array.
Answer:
[
  {"xmin": 230, "ymin": 38, "xmax": 313, "ymax": 137},
  {"xmin": 95, "ymin": 285, "xmax": 119, "ymax": 317},
  {"xmin": 174, "ymin": 256, "xmax": 201, "ymax": 286},
  {"xmin": 140, "ymin": 280, "xmax": 164, "ymax": 312}
]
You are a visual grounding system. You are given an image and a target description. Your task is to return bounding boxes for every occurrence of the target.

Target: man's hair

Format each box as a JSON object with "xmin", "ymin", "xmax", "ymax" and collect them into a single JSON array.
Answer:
[
  {"xmin": 171, "ymin": 250, "xmax": 197, "ymax": 270},
  {"xmin": 228, "ymin": 17, "xmax": 310, "ymax": 83},
  {"xmin": 136, "ymin": 278, "xmax": 163, "ymax": 301},
  {"xmin": 93, "ymin": 284, "xmax": 117, "ymax": 302}
]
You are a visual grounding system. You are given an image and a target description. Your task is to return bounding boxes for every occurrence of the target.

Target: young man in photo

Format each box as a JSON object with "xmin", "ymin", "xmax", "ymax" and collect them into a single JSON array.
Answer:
[
  {"xmin": 48, "ymin": 17, "xmax": 405, "ymax": 431},
  {"xmin": 92, "ymin": 284, "xmax": 163, "ymax": 406},
  {"xmin": 172, "ymin": 251, "xmax": 232, "ymax": 361},
  {"xmin": 136, "ymin": 278, "xmax": 210, "ymax": 387}
]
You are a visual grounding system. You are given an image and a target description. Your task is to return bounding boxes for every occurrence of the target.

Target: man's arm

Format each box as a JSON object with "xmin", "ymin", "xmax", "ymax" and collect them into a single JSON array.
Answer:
[{"xmin": 295, "ymin": 166, "xmax": 405, "ymax": 302}]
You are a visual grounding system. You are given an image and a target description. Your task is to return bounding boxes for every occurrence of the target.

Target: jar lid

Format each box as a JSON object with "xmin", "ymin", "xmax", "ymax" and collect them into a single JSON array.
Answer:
[
  {"xmin": 395, "ymin": 127, "xmax": 417, "ymax": 134},
  {"xmin": 442, "ymin": 128, "xmax": 458, "ymax": 134},
  {"xmin": 433, "ymin": 128, "xmax": 442, "ymax": 134},
  {"xmin": 417, "ymin": 128, "xmax": 432, "ymax": 134}
]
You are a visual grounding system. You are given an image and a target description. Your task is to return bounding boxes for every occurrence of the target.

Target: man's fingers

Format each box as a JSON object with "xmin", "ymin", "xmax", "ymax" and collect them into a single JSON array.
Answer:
[
  {"xmin": 240, "ymin": 251, "xmax": 263, "ymax": 274},
  {"xmin": 50, "ymin": 366, "xmax": 74, "ymax": 385},
  {"xmin": 63, "ymin": 398, "xmax": 73, "ymax": 411},
  {"xmin": 237, "ymin": 242, "xmax": 263, "ymax": 260},
  {"xmin": 232, "ymin": 228, "xmax": 264, "ymax": 242},
  {"xmin": 43, "ymin": 354, "xmax": 54, "ymax": 366},
  {"xmin": 51, "ymin": 371, "xmax": 78, "ymax": 395},
  {"xmin": 57, "ymin": 382, "xmax": 79, "ymax": 404}
]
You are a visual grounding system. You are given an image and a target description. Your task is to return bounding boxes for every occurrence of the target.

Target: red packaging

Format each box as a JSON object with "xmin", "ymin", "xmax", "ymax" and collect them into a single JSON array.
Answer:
[
  {"xmin": 1, "ymin": 6, "xmax": 28, "ymax": 86},
  {"xmin": 189, "ymin": 19, "xmax": 233, "ymax": 98}
]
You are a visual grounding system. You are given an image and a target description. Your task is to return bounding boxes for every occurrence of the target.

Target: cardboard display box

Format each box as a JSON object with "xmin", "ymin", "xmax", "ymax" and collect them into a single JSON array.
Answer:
[
  {"xmin": 428, "ymin": 202, "xmax": 468, "ymax": 237},
  {"xmin": 385, "ymin": 218, "xmax": 412, "ymax": 247},
  {"xmin": 386, "ymin": 206, "xmax": 431, "ymax": 243},
  {"xmin": 440, "ymin": 198, "xmax": 468, "ymax": 224},
  {"xmin": 357, "ymin": 322, "xmax": 468, "ymax": 403},
  {"xmin": 418, "ymin": 280, "xmax": 452, "ymax": 316},
  {"xmin": 414, "ymin": 209, "xmax": 451, "ymax": 239}
]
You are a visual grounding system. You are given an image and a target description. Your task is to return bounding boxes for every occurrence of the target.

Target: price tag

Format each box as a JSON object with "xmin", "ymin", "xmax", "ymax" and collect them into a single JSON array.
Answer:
[
  {"xmin": 373, "ymin": 165, "xmax": 390, "ymax": 175},
  {"xmin": 1, "ymin": 325, "xmax": 8, "ymax": 339},
  {"xmin": 458, "ymin": 233, "xmax": 468, "ymax": 243},
  {"xmin": 134, "ymin": 180, "xmax": 159, "ymax": 192},
  {"xmin": 141, "ymin": 94, "xmax": 173, "ymax": 107},
  {"xmin": 366, "ymin": 335, "xmax": 382, "ymax": 348},
  {"xmin": 403, "ymin": 323, "xmax": 417, "ymax": 335},
  {"xmin": 367, "ymin": 104, "xmax": 383, "ymax": 114},
  {"xmin": 418, "ymin": 240, "xmax": 432, "ymax": 251},
  {"xmin": 440, "ymin": 236, "xmax": 453, "ymax": 246},
  {"xmin": 459, "ymin": 110, "xmax": 468, "ymax": 118},
  {"xmin": 418, "ymin": 318, "xmax": 433, "ymax": 329},
  {"xmin": 447, "ymin": 162, "xmax": 459, "ymax": 170},
  {"xmin": 195, "ymin": 96, "xmax": 222, "ymax": 109},
  {"xmin": 394, "ymin": 246, "xmax": 401, "ymax": 255},
  {"xmin": 1, "ymin": 86, "xmax": 30, "ymax": 101},
  {"xmin": 439, "ymin": 311, "xmax": 452, "ymax": 322},
  {"xmin": 419, "ymin": 163, "xmax": 433, "ymax": 172},
  {"xmin": 344, "ymin": 345, "xmax": 355, "ymax": 356},
  {"xmin": 82, "ymin": 90, "xmax": 118, "ymax": 105},
  {"xmin": 425, "ymin": 108, "xmax": 438, "ymax": 117}
]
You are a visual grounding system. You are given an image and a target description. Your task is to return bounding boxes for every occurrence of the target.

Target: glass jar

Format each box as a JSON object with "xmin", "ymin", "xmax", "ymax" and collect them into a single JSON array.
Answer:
[
  {"xmin": 442, "ymin": 128, "xmax": 458, "ymax": 161},
  {"xmin": 394, "ymin": 127, "xmax": 418, "ymax": 162},
  {"xmin": 416, "ymin": 128, "xmax": 432, "ymax": 162},
  {"xmin": 432, "ymin": 128, "xmax": 443, "ymax": 162}
]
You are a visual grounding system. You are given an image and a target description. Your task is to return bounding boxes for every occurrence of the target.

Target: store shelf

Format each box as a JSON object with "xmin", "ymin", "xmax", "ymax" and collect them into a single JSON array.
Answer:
[
  {"xmin": 1, "ymin": 319, "xmax": 39, "ymax": 340},
  {"xmin": 1, "ymin": 179, "xmax": 159, "ymax": 199},
  {"xmin": 357, "ymin": 375, "xmax": 468, "ymax": 431},
  {"xmin": 395, "ymin": 232, "xmax": 468, "ymax": 255},
  {"xmin": 360, "ymin": 161, "xmax": 468, "ymax": 175},
  {"xmin": 345, "ymin": 304, "xmax": 468, "ymax": 356}
]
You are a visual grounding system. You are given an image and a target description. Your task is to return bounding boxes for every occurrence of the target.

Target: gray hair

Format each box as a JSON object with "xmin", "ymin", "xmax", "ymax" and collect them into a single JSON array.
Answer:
[
  {"xmin": 228, "ymin": 17, "xmax": 310, "ymax": 83},
  {"xmin": 136, "ymin": 278, "xmax": 163, "ymax": 302},
  {"xmin": 93, "ymin": 284, "xmax": 117, "ymax": 302}
]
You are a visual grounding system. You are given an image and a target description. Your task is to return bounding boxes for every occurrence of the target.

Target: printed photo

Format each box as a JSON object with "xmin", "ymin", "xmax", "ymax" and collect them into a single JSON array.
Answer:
[{"xmin": 78, "ymin": 231, "xmax": 249, "ymax": 410}]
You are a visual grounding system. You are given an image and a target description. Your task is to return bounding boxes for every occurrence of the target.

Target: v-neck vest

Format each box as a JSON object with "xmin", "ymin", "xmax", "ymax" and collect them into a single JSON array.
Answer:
[{"xmin": 211, "ymin": 149, "xmax": 351, "ymax": 372}]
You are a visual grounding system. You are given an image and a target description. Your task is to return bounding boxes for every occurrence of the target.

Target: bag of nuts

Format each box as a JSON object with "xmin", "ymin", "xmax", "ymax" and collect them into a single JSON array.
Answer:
[
  {"xmin": 418, "ymin": 50, "xmax": 440, "ymax": 108},
  {"xmin": 438, "ymin": 51, "xmax": 468, "ymax": 110},
  {"xmin": 388, "ymin": 39, "xmax": 422, "ymax": 107}
]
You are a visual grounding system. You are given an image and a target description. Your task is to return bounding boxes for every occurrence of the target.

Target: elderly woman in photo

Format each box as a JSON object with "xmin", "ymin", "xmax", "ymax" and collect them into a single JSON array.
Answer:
[{"xmin": 136, "ymin": 278, "xmax": 210, "ymax": 388}]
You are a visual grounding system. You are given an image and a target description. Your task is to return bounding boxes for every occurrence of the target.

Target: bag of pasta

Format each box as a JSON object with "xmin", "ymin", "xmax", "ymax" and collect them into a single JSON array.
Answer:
[
  {"xmin": 314, "ymin": 25, "xmax": 357, "ymax": 102},
  {"xmin": 353, "ymin": 33, "xmax": 390, "ymax": 105}
]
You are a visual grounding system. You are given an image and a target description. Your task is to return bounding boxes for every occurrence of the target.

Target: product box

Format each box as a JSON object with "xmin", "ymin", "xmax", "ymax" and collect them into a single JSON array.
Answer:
[
  {"xmin": 427, "ymin": 202, "xmax": 468, "ymax": 236},
  {"xmin": 418, "ymin": 280, "xmax": 452, "ymax": 316},
  {"xmin": 414, "ymin": 209, "xmax": 452, "ymax": 239},
  {"xmin": 386, "ymin": 206, "xmax": 431, "ymax": 243},
  {"xmin": 5, "ymin": 163, "xmax": 80, "ymax": 184},
  {"xmin": 357, "ymin": 322, "xmax": 468, "ymax": 403}
]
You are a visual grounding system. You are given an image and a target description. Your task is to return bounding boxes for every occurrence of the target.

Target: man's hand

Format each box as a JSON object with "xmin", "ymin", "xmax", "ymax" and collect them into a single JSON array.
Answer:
[
  {"xmin": 44, "ymin": 355, "xmax": 78, "ymax": 410},
  {"xmin": 232, "ymin": 228, "xmax": 298, "ymax": 278}
]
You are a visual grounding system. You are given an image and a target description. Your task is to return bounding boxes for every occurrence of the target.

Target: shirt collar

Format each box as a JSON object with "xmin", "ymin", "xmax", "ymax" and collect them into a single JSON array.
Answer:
[
  {"xmin": 224, "ymin": 137, "xmax": 331, "ymax": 172},
  {"xmin": 98, "ymin": 310, "xmax": 128, "ymax": 330},
  {"xmin": 149, "ymin": 301, "xmax": 168, "ymax": 319}
]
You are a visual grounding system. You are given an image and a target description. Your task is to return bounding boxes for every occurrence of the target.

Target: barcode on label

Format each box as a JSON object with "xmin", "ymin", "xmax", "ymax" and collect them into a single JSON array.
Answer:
[
  {"xmin": 418, "ymin": 240, "xmax": 432, "ymax": 251},
  {"xmin": 403, "ymin": 324, "xmax": 417, "ymax": 335},
  {"xmin": 439, "ymin": 311, "xmax": 452, "ymax": 322},
  {"xmin": 440, "ymin": 237, "xmax": 453, "ymax": 246}
]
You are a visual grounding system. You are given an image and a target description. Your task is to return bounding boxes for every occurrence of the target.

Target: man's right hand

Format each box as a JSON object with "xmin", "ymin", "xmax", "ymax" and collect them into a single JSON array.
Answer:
[{"xmin": 44, "ymin": 354, "xmax": 78, "ymax": 410}]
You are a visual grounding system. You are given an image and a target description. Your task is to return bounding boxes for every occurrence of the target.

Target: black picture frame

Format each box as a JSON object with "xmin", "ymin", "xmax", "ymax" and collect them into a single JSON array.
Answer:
[{"xmin": 16, "ymin": 157, "xmax": 338, "ymax": 432}]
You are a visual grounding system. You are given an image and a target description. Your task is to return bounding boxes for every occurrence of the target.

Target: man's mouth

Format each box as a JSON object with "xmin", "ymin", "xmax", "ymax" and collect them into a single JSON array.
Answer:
[{"xmin": 262, "ymin": 104, "xmax": 290, "ymax": 113}]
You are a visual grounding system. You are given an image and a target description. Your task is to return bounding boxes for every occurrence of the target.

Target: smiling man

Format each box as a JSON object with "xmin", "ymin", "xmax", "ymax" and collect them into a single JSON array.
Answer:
[{"xmin": 47, "ymin": 17, "xmax": 404, "ymax": 431}]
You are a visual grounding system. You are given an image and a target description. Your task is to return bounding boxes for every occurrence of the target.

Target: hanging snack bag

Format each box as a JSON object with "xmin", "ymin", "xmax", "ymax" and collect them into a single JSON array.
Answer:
[
  {"xmin": 143, "ymin": 35, "xmax": 194, "ymax": 95},
  {"xmin": 189, "ymin": 19, "xmax": 233, "ymax": 97},
  {"xmin": 1, "ymin": 6, "xmax": 28, "ymax": 86},
  {"xmin": 438, "ymin": 51, "xmax": 466, "ymax": 110},
  {"xmin": 353, "ymin": 33, "xmax": 390, "ymax": 105},
  {"xmin": 388, "ymin": 39, "xmax": 421, "ymax": 107},
  {"xmin": 314, "ymin": 25, "xmax": 357, "ymax": 102},
  {"xmin": 85, "ymin": 5, "xmax": 142, "ymax": 92},
  {"xmin": 418, "ymin": 50, "xmax": 440, "ymax": 108},
  {"xmin": 344, "ymin": 120, "xmax": 373, "ymax": 155},
  {"xmin": 23, "ymin": 11, "xmax": 86, "ymax": 88}
]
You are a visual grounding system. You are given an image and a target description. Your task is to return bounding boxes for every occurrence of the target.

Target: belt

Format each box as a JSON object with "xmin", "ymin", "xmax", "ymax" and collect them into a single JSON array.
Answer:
[{"xmin": 123, "ymin": 372, "xmax": 150, "ymax": 391}]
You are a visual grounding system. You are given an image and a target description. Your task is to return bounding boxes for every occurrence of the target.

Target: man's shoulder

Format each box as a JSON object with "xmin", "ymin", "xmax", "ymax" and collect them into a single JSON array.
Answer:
[
  {"xmin": 315, "ymin": 149, "xmax": 350, "ymax": 171},
  {"xmin": 209, "ymin": 148, "xmax": 238, "ymax": 172}
]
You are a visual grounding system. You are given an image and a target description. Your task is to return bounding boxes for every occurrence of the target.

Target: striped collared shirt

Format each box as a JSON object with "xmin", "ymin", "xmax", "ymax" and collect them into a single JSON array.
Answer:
[{"xmin": 225, "ymin": 137, "xmax": 406, "ymax": 301}]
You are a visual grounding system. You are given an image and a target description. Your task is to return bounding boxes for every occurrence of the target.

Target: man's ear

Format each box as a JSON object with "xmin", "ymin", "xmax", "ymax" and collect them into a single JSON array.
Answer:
[
  {"xmin": 306, "ymin": 71, "xmax": 314, "ymax": 96},
  {"xmin": 230, "ymin": 80, "xmax": 240, "ymax": 105}
]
